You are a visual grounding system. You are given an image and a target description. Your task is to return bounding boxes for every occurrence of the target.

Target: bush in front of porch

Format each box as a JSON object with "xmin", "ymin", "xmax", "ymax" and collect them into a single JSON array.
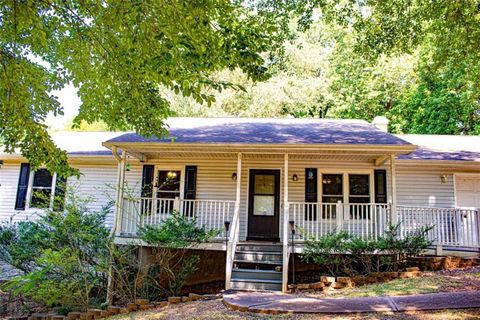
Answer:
[
  {"xmin": 111, "ymin": 211, "xmax": 220, "ymax": 304},
  {"xmin": 300, "ymin": 223, "xmax": 433, "ymax": 278}
]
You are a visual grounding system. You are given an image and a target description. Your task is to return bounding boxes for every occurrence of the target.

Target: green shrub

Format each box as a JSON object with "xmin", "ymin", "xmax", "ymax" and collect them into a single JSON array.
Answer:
[
  {"xmin": 112, "ymin": 212, "xmax": 219, "ymax": 302},
  {"xmin": 301, "ymin": 230, "xmax": 350, "ymax": 277},
  {"xmin": 0, "ymin": 193, "xmax": 112, "ymax": 311},
  {"xmin": 300, "ymin": 223, "xmax": 433, "ymax": 277}
]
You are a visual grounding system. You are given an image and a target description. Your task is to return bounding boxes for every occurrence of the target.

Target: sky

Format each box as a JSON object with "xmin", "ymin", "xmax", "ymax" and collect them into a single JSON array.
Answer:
[{"xmin": 46, "ymin": 84, "xmax": 81, "ymax": 130}]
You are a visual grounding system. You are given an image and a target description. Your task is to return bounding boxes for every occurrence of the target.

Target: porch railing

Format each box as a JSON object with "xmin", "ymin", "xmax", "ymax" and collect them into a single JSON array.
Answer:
[
  {"xmin": 289, "ymin": 202, "xmax": 391, "ymax": 241},
  {"xmin": 397, "ymin": 206, "xmax": 480, "ymax": 248},
  {"xmin": 119, "ymin": 197, "xmax": 235, "ymax": 239}
]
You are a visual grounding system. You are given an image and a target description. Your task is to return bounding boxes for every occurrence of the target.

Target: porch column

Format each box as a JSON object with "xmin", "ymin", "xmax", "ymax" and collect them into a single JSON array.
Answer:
[
  {"xmin": 225, "ymin": 152, "xmax": 242, "ymax": 290},
  {"xmin": 113, "ymin": 148, "xmax": 127, "ymax": 236},
  {"xmin": 390, "ymin": 154, "xmax": 397, "ymax": 224},
  {"xmin": 282, "ymin": 154, "xmax": 289, "ymax": 292}
]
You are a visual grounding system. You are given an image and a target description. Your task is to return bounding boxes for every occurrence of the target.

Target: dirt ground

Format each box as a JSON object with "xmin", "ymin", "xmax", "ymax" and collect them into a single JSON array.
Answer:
[{"xmin": 109, "ymin": 298, "xmax": 480, "ymax": 320}]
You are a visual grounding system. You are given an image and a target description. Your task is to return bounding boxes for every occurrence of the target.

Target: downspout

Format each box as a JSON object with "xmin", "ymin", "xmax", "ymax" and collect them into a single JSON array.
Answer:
[{"xmin": 106, "ymin": 146, "xmax": 125, "ymax": 305}]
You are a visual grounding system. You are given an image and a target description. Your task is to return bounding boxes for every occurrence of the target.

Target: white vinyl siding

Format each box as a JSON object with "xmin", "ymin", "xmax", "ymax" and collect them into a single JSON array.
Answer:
[
  {"xmin": 0, "ymin": 163, "xmax": 27, "ymax": 222},
  {"xmin": 396, "ymin": 168, "xmax": 455, "ymax": 207}
]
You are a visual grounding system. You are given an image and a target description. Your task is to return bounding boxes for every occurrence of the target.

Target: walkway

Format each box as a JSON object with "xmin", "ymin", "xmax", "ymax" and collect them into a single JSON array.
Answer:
[{"xmin": 223, "ymin": 290, "xmax": 480, "ymax": 314}]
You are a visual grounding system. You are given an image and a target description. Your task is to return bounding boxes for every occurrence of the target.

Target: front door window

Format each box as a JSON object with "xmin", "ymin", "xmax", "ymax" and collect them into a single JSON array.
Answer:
[{"xmin": 253, "ymin": 174, "xmax": 275, "ymax": 216}]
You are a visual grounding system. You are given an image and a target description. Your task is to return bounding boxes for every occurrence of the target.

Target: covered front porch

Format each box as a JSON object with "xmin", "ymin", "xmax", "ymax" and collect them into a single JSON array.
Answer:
[{"xmin": 106, "ymin": 144, "xmax": 479, "ymax": 292}]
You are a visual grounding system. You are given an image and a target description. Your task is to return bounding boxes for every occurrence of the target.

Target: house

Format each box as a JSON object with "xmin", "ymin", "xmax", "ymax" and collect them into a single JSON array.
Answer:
[{"xmin": 0, "ymin": 117, "xmax": 479, "ymax": 292}]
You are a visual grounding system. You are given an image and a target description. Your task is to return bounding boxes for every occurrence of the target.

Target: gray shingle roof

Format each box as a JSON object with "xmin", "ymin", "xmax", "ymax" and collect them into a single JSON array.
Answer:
[
  {"xmin": 396, "ymin": 134, "xmax": 480, "ymax": 162},
  {"xmin": 107, "ymin": 118, "xmax": 411, "ymax": 145}
]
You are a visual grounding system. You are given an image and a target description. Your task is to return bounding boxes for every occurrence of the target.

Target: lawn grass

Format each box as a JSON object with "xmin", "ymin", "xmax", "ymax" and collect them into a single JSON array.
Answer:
[{"xmin": 327, "ymin": 275, "xmax": 464, "ymax": 298}]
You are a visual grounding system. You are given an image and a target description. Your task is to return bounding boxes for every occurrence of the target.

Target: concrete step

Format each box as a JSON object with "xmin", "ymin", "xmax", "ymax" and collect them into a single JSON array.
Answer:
[
  {"xmin": 236, "ymin": 244, "xmax": 283, "ymax": 253},
  {"xmin": 232, "ymin": 268, "xmax": 282, "ymax": 281},
  {"xmin": 230, "ymin": 278, "xmax": 282, "ymax": 291},
  {"xmin": 234, "ymin": 251, "xmax": 283, "ymax": 263},
  {"xmin": 233, "ymin": 259, "xmax": 282, "ymax": 266}
]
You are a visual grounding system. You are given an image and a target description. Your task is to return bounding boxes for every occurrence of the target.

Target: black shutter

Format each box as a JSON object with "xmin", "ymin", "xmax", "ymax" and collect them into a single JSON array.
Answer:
[
  {"xmin": 53, "ymin": 175, "xmax": 67, "ymax": 211},
  {"xmin": 15, "ymin": 163, "xmax": 30, "ymax": 210},
  {"xmin": 305, "ymin": 168, "xmax": 317, "ymax": 221},
  {"xmin": 183, "ymin": 166, "xmax": 197, "ymax": 217},
  {"xmin": 141, "ymin": 165, "xmax": 155, "ymax": 214},
  {"xmin": 184, "ymin": 166, "xmax": 197, "ymax": 200},
  {"xmin": 141, "ymin": 165, "xmax": 155, "ymax": 198},
  {"xmin": 374, "ymin": 170, "xmax": 387, "ymax": 203}
]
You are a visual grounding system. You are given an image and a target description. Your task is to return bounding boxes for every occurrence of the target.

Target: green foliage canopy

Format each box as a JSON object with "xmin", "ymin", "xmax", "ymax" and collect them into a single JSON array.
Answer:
[{"xmin": 0, "ymin": 0, "xmax": 288, "ymax": 176}]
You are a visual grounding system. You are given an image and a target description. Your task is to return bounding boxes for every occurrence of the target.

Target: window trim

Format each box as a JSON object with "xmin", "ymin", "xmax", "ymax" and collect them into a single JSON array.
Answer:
[
  {"xmin": 152, "ymin": 165, "xmax": 185, "ymax": 200},
  {"xmin": 318, "ymin": 169, "xmax": 374, "ymax": 205},
  {"xmin": 25, "ymin": 169, "xmax": 58, "ymax": 210}
]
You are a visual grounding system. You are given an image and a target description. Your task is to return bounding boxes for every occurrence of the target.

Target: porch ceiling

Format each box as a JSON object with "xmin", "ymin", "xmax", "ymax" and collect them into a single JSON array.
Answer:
[{"xmin": 120, "ymin": 146, "xmax": 395, "ymax": 164}]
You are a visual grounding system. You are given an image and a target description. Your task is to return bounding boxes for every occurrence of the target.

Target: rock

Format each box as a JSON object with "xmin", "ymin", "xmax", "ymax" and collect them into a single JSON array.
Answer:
[
  {"xmin": 167, "ymin": 296, "xmax": 182, "ymax": 304},
  {"xmin": 309, "ymin": 281, "xmax": 325, "ymax": 289},
  {"xmin": 51, "ymin": 316, "xmax": 65, "ymax": 320},
  {"xmin": 336, "ymin": 276, "xmax": 351, "ymax": 284},
  {"xmin": 135, "ymin": 298, "xmax": 149, "ymax": 306},
  {"xmin": 154, "ymin": 301, "xmax": 169, "ymax": 308},
  {"xmin": 321, "ymin": 276, "xmax": 335, "ymax": 284},
  {"xmin": 107, "ymin": 306, "xmax": 121, "ymax": 315},
  {"xmin": 181, "ymin": 296, "xmax": 191, "ymax": 302},
  {"xmin": 87, "ymin": 310, "xmax": 101, "ymax": 318},
  {"xmin": 406, "ymin": 267, "xmax": 420, "ymax": 272},
  {"xmin": 330, "ymin": 281, "xmax": 346, "ymax": 289},
  {"xmin": 99, "ymin": 311, "xmax": 109, "ymax": 318},
  {"xmin": 67, "ymin": 312, "xmax": 81, "ymax": 320},
  {"xmin": 126, "ymin": 302, "xmax": 137, "ymax": 312},
  {"xmin": 188, "ymin": 293, "xmax": 204, "ymax": 301},
  {"xmin": 8, "ymin": 317, "xmax": 29, "ymax": 320},
  {"xmin": 138, "ymin": 305, "xmax": 150, "ymax": 311},
  {"xmin": 296, "ymin": 283, "xmax": 310, "ymax": 290},
  {"xmin": 399, "ymin": 271, "xmax": 421, "ymax": 279},
  {"xmin": 385, "ymin": 272, "xmax": 399, "ymax": 279}
]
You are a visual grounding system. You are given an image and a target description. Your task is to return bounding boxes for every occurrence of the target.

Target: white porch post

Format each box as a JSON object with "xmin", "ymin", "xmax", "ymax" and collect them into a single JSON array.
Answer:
[
  {"xmin": 390, "ymin": 154, "xmax": 397, "ymax": 224},
  {"xmin": 113, "ymin": 149, "xmax": 127, "ymax": 236},
  {"xmin": 225, "ymin": 152, "xmax": 242, "ymax": 290},
  {"xmin": 282, "ymin": 154, "xmax": 289, "ymax": 292},
  {"xmin": 107, "ymin": 147, "xmax": 126, "ymax": 305}
]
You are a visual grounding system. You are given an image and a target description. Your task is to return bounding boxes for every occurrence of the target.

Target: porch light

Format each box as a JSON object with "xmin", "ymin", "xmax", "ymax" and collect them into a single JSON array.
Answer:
[
  {"xmin": 231, "ymin": 173, "xmax": 237, "ymax": 181},
  {"xmin": 292, "ymin": 174, "xmax": 298, "ymax": 181},
  {"xmin": 224, "ymin": 221, "xmax": 231, "ymax": 250},
  {"xmin": 440, "ymin": 174, "xmax": 448, "ymax": 183},
  {"xmin": 289, "ymin": 220, "xmax": 295, "ymax": 234},
  {"xmin": 167, "ymin": 171, "xmax": 177, "ymax": 179},
  {"xmin": 289, "ymin": 220, "xmax": 296, "ymax": 285},
  {"xmin": 0, "ymin": 160, "xmax": 3, "ymax": 169}
]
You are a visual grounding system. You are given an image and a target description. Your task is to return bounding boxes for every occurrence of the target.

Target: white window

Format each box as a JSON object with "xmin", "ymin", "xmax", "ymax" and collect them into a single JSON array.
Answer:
[
  {"xmin": 320, "ymin": 171, "xmax": 373, "ymax": 219},
  {"xmin": 27, "ymin": 169, "xmax": 58, "ymax": 209}
]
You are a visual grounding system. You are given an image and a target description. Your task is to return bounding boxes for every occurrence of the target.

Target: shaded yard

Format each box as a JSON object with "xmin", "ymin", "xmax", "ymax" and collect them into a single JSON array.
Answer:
[{"xmin": 108, "ymin": 298, "xmax": 480, "ymax": 320}]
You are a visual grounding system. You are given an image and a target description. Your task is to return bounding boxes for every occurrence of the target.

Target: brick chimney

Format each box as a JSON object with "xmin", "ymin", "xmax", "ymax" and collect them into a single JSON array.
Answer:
[{"xmin": 372, "ymin": 116, "xmax": 389, "ymax": 132}]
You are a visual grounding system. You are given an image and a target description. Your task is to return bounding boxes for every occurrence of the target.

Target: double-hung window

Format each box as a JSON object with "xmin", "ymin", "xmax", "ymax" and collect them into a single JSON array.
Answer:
[
  {"xmin": 15, "ymin": 164, "xmax": 66, "ymax": 211},
  {"xmin": 348, "ymin": 174, "xmax": 371, "ymax": 219},
  {"xmin": 30, "ymin": 169, "xmax": 56, "ymax": 208},
  {"xmin": 319, "ymin": 172, "xmax": 372, "ymax": 219},
  {"xmin": 321, "ymin": 174, "xmax": 343, "ymax": 219}
]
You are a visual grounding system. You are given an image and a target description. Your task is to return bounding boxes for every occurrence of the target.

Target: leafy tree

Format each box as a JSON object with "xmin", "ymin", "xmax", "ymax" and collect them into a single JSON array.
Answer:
[
  {"xmin": 0, "ymin": 0, "xmax": 290, "ymax": 176},
  {"xmin": 0, "ymin": 193, "xmax": 112, "ymax": 311}
]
